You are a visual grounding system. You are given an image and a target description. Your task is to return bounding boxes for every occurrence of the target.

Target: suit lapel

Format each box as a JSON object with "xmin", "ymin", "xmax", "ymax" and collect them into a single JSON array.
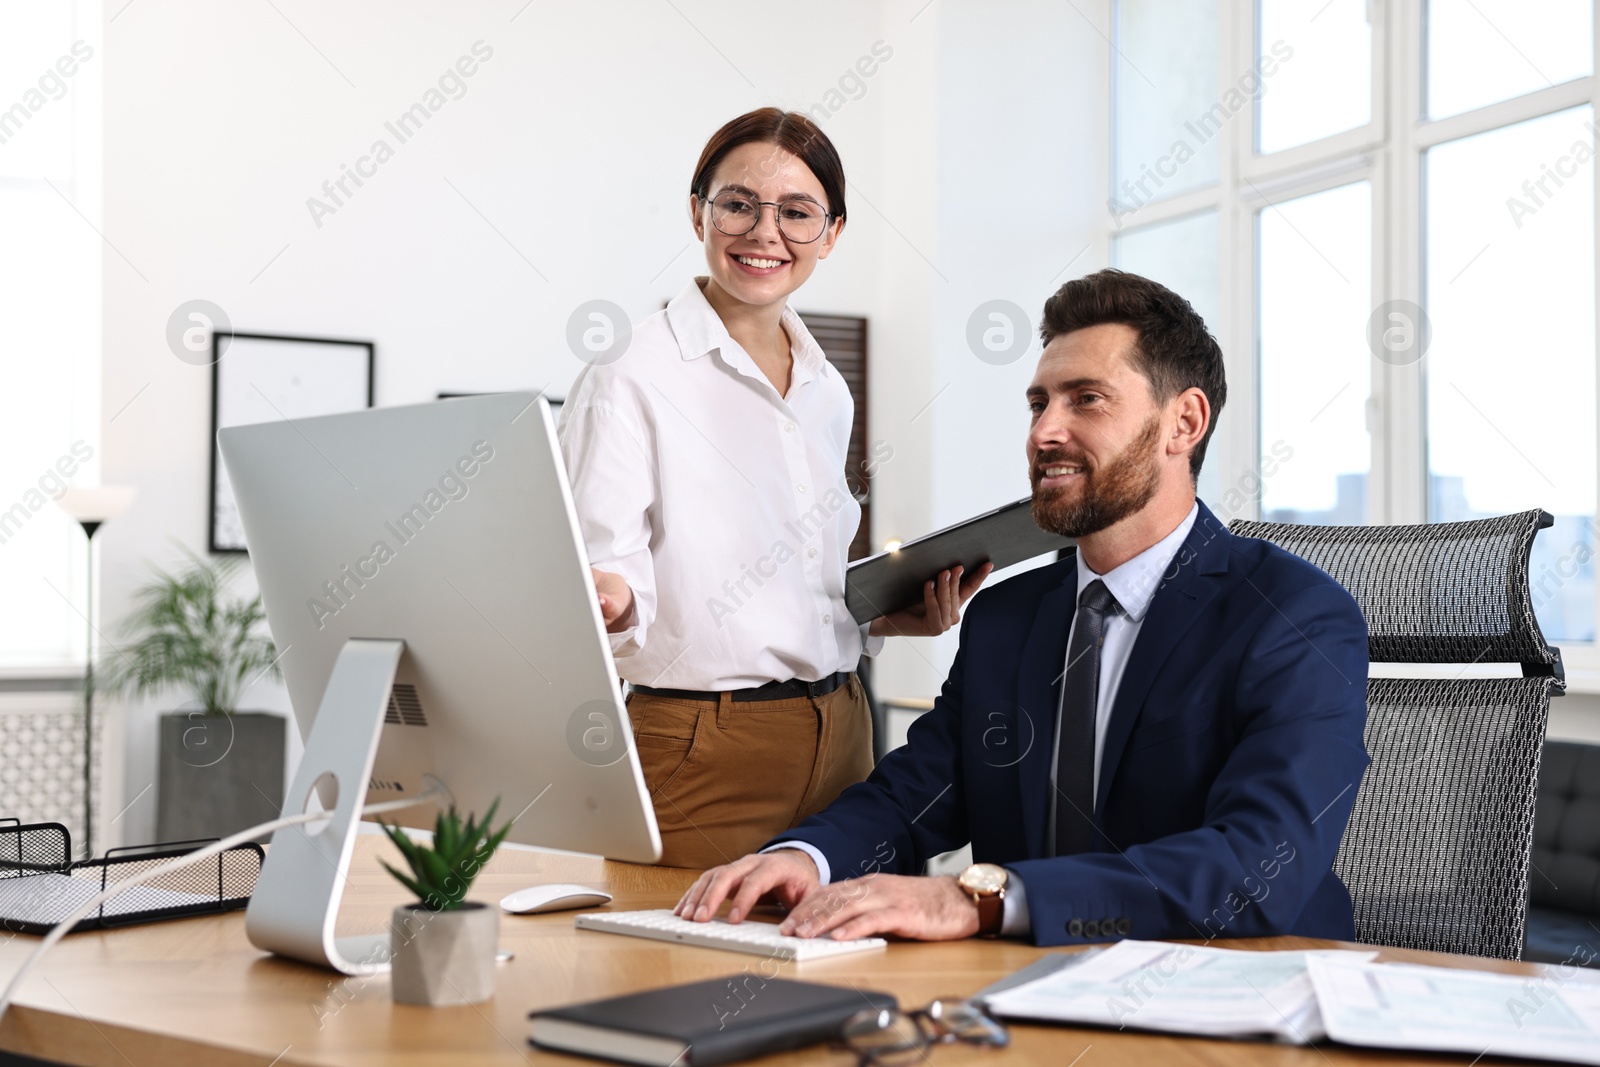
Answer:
[
  {"xmin": 1017, "ymin": 555, "xmax": 1077, "ymax": 857},
  {"xmin": 1093, "ymin": 503, "xmax": 1232, "ymax": 814}
]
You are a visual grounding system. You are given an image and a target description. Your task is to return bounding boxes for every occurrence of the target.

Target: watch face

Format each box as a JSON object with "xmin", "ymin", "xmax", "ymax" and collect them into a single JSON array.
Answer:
[{"xmin": 960, "ymin": 863, "xmax": 1008, "ymax": 894}]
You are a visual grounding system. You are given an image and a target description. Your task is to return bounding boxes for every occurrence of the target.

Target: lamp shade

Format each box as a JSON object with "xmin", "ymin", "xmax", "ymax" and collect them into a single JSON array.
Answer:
[{"xmin": 55, "ymin": 486, "xmax": 138, "ymax": 524}]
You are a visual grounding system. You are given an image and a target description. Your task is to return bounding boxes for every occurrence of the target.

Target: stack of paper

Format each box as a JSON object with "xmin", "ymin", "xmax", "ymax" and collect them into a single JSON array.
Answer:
[
  {"xmin": 0, "ymin": 873, "xmax": 218, "ymax": 924},
  {"xmin": 1308, "ymin": 955, "xmax": 1600, "ymax": 1065},
  {"xmin": 984, "ymin": 940, "xmax": 1375, "ymax": 1042},
  {"xmin": 982, "ymin": 940, "xmax": 1600, "ymax": 1065}
]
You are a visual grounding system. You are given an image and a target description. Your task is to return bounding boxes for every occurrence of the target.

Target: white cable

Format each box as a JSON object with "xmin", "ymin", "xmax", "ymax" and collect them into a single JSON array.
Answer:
[
  {"xmin": 0, "ymin": 783, "xmax": 448, "ymax": 1017},
  {"xmin": 358, "ymin": 785, "xmax": 449, "ymax": 817}
]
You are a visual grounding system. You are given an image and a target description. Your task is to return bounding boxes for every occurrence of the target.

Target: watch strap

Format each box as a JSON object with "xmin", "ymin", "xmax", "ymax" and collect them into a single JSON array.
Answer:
[{"xmin": 974, "ymin": 889, "xmax": 1005, "ymax": 937}]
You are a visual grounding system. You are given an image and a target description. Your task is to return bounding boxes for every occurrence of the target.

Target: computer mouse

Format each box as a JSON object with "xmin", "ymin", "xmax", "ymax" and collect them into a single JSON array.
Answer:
[{"xmin": 500, "ymin": 883, "xmax": 614, "ymax": 914}]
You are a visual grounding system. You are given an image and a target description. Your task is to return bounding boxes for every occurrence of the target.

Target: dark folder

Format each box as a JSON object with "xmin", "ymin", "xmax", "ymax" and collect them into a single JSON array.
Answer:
[
  {"xmin": 529, "ymin": 976, "xmax": 896, "ymax": 1066},
  {"xmin": 845, "ymin": 497, "xmax": 1073, "ymax": 622}
]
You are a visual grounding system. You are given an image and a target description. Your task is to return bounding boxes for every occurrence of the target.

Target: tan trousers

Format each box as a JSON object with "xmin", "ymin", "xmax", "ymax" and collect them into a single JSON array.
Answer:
[{"xmin": 625, "ymin": 675, "xmax": 875, "ymax": 869}]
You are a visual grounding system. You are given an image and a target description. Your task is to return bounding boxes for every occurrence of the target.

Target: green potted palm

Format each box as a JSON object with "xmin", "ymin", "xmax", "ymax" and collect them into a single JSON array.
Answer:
[
  {"xmin": 381, "ymin": 801, "xmax": 515, "ymax": 1006},
  {"xmin": 97, "ymin": 551, "xmax": 285, "ymax": 842}
]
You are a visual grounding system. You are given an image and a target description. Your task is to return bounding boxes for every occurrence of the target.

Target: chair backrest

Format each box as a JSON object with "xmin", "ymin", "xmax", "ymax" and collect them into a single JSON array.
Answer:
[{"xmin": 1230, "ymin": 509, "xmax": 1564, "ymax": 959}]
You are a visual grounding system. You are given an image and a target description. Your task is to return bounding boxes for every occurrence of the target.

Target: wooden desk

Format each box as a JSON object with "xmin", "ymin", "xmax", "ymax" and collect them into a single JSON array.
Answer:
[{"xmin": 0, "ymin": 836, "xmax": 1554, "ymax": 1066}]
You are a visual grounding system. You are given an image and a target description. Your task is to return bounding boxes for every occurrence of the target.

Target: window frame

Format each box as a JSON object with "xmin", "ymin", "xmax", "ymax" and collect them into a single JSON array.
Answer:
[
  {"xmin": 0, "ymin": 0, "xmax": 104, "ymax": 675},
  {"xmin": 1108, "ymin": 0, "xmax": 1600, "ymax": 683}
]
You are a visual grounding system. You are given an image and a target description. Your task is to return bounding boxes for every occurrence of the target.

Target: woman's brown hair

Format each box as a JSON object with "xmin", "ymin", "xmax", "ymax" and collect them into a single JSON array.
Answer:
[{"xmin": 689, "ymin": 108, "xmax": 847, "ymax": 222}]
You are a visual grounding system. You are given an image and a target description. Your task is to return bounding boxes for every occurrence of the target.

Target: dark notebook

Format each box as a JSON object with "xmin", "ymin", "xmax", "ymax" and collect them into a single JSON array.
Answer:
[{"xmin": 528, "ymin": 976, "xmax": 897, "ymax": 1066}]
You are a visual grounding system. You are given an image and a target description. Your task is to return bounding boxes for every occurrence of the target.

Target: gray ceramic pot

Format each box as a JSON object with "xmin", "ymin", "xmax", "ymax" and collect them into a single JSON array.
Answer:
[
  {"xmin": 389, "ymin": 901, "xmax": 499, "ymax": 1006},
  {"xmin": 156, "ymin": 710, "xmax": 285, "ymax": 843}
]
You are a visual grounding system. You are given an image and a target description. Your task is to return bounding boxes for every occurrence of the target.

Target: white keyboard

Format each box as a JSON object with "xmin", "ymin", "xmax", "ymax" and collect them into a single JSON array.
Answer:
[{"xmin": 574, "ymin": 909, "xmax": 887, "ymax": 961}]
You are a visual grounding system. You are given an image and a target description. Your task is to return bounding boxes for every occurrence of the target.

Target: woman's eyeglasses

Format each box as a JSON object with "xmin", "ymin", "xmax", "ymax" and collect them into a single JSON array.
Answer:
[
  {"xmin": 839, "ymin": 998, "xmax": 1010, "ymax": 1065},
  {"xmin": 700, "ymin": 190, "xmax": 833, "ymax": 244}
]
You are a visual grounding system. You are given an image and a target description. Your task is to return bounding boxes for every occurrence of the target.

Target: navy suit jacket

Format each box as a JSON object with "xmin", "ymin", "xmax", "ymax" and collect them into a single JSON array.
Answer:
[{"xmin": 777, "ymin": 501, "xmax": 1370, "ymax": 947}]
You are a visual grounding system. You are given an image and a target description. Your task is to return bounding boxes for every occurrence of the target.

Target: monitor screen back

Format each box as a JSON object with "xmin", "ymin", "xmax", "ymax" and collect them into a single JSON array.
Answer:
[{"xmin": 219, "ymin": 393, "xmax": 660, "ymax": 863}]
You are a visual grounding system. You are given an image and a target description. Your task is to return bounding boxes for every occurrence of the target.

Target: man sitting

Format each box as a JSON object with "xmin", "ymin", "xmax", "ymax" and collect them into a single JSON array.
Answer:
[{"xmin": 675, "ymin": 268, "xmax": 1370, "ymax": 946}]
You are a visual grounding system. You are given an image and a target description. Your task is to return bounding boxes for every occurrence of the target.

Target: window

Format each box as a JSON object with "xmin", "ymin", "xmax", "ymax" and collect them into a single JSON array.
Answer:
[
  {"xmin": 0, "ymin": 1, "xmax": 101, "ymax": 671},
  {"xmin": 1426, "ymin": 0, "xmax": 1592, "ymax": 119},
  {"xmin": 1425, "ymin": 106, "xmax": 1597, "ymax": 641},
  {"xmin": 1113, "ymin": 211, "xmax": 1222, "ymax": 330},
  {"xmin": 1108, "ymin": 0, "xmax": 1600, "ymax": 664},
  {"xmin": 1113, "ymin": 210, "xmax": 1222, "ymax": 503},
  {"xmin": 1113, "ymin": 0, "xmax": 1222, "ymax": 204},
  {"xmin": 1258, "ymin": 180, "xmax": 1371, "ymax": 524},
  {"xmin": 1256, "ymin": 0, "xmax": 1371, "ymax": 153}
]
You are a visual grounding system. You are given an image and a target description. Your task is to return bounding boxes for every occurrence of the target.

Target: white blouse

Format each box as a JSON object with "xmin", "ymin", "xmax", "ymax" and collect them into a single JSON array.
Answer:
[{"xmin": 559, "ymin": 278, "xmax": 878, "ymax": 691}]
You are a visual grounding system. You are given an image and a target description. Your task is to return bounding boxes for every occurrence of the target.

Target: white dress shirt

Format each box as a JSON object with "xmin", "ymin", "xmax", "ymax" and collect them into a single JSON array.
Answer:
[
  {"xmin": 1053, "ymin": 502, "xmax": 1201, "ymax": 821},
  {"xmin": 774, "ymin": 503, "xmax": 1200, "ymax": 938},
  {"xmin": 559, "ymin": 277, "xmax": 879, "ymax": 691}
]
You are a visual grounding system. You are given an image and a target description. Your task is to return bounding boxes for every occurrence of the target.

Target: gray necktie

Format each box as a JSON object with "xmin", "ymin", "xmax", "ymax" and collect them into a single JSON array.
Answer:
[{"xmin": 1054, "ymin": 579, "xmax": 1116, "ymax": 857}]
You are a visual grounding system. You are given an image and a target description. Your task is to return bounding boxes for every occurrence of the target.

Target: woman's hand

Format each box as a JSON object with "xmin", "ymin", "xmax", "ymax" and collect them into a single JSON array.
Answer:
[
  {"xmin": 868, "ymin": 562, "xmax": 992, "ymax": 638},
  {"xmin": 591, "ymin": 567, "xmax": 635, "ymax": 633}
]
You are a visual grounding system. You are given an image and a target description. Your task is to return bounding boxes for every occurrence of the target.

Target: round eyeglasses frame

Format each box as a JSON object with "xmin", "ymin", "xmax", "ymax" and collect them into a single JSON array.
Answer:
[
  {"xmin": 838, "ymin": 998, "xmax": 1010, "ymax": 1065},
  {"xmin": 697, "ymin": 190, "xmax": 834, "ymax": 244}
]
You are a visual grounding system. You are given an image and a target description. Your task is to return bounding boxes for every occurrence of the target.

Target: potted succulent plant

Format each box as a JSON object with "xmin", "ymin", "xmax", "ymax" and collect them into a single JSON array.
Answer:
[
  {"xmin": 381, "ymin": 801, "xmax": 515, "ymax": 1007},
  {"xmin": 96, "ymin": 550, "xmax": 285, "ymax": 842}
]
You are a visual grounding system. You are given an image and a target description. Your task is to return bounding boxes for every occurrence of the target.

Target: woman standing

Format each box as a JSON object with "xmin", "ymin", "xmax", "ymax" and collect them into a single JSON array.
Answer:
[{"xmin": 561, "ymin": 109, "xmax": 987, "ymax": 868}]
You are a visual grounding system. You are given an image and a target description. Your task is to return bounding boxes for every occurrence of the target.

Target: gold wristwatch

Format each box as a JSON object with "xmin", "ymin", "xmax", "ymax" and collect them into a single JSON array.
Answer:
[{"xmin": 957, "ymin": 863, "xmax": 1008, "ymax": 938}]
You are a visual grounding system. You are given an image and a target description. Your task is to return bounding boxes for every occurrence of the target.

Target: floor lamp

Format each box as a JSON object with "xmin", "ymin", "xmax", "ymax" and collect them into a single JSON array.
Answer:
[{"xmin": 55, "ymin": 486, "xmax": 137, "ymax": 861}]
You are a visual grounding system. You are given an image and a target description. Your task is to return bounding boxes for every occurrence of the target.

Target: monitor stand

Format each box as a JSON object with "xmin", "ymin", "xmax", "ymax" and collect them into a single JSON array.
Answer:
[{"xmin": 245, "ymin": 638, "xmax": 417, "ymax": 975}]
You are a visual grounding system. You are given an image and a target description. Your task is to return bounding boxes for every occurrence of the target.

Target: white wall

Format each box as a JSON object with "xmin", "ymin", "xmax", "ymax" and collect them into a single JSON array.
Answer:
[
  {"xmin": 97, "ymin": 0, "xmax": 895, "ymax": 845},
  {"xmin": 869, "ymin": 0, "xmax": 1110, "ymax": 697},
  {"xmin": 96, "ymin": 0, "xmax": 1114, "ymax": 845}
]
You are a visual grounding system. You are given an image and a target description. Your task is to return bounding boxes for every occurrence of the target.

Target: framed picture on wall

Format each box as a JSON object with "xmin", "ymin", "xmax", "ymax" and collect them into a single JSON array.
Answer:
[{"xmin": 209, "ymin": 332, "xmax": 375, "ymax": 553}]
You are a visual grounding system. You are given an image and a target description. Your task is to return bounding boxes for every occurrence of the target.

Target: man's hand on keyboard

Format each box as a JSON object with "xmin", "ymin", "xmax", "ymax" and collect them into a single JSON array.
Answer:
[
  {"xmin": 778, "ymin": 874, "xmax": 979, "ymax": 942},
  {"xmin": 674, "ymin": 849, "xmax": 820, "ymax": 925}
]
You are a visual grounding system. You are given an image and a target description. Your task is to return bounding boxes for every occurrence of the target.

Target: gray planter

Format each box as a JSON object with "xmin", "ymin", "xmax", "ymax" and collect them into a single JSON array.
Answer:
[
  {"xmin": 390, "ymin": 902, "xmax": 499, "ymax": 1006},
  {"xmin": 156, "ymin": 710, "xmax": 286, "ymax": 843}
]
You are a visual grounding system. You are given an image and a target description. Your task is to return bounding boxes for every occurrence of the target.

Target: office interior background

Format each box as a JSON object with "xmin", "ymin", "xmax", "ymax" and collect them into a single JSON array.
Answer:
[{"xmin": 1, "ymin": 0, "xmax": 1597, "ymax": 854}]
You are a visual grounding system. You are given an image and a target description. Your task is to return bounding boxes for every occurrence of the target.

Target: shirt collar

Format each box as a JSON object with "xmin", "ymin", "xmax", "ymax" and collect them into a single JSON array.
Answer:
[
  {"xmin": 664, "ymin": 277, "xmax": 826, "ymax": 388},
  {"xmin": 1075, "ymin": 502, "xmax": 1201, "ymax": 623}
]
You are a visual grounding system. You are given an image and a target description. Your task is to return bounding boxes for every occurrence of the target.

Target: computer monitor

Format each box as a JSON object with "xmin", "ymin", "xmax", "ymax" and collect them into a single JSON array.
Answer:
[{"xmin": 218, "ymin": 392, "xmax": 659, "ymax": 974}]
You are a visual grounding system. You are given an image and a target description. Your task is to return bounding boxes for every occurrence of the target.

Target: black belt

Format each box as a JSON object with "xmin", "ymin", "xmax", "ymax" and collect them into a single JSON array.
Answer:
[{"xmin": 631, "ymin": 670, "xmax": 852, "ymax": 704}]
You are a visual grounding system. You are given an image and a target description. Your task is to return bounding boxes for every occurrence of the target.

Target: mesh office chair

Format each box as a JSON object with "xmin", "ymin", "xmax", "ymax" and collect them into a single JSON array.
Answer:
[{"xmin": 1229, "ymin": 509, "xmax": 1564, "ymax": 959}]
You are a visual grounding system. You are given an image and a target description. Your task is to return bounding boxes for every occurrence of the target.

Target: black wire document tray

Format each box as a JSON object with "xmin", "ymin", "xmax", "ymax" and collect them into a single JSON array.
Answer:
[{"xmin": 0, "ymin": 821, "xmax": 264, "ymax": 935}]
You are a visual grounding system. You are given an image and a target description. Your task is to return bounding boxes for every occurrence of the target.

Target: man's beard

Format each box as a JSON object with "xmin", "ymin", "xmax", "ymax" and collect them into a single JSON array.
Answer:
[{"xmin": 1031, "ymin": 414, "xmax": 1163, "ymax": 538}]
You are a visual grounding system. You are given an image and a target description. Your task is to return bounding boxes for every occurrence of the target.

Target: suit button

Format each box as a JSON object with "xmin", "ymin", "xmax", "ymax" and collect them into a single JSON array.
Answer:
[
  {"xmin": 1102, "ymin": 918, "xmax": 1116, "ymax": 935},
  {"xmin": 1068, "ymin": 919, "xmax": 1083, "ymax": 936},
  {"xmin": 1116, "ymin": 918, "xmax": 1132, "ymax": 935},
  {"xmin": 1083, "ymin": 920, "xmax": 1100, "ymax": 936}
]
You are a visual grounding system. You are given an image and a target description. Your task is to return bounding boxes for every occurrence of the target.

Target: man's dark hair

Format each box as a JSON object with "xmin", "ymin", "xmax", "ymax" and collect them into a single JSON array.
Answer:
[{"xmin": 1038, "ymin": 269, "xmax": 1227, "ymax": 481}]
